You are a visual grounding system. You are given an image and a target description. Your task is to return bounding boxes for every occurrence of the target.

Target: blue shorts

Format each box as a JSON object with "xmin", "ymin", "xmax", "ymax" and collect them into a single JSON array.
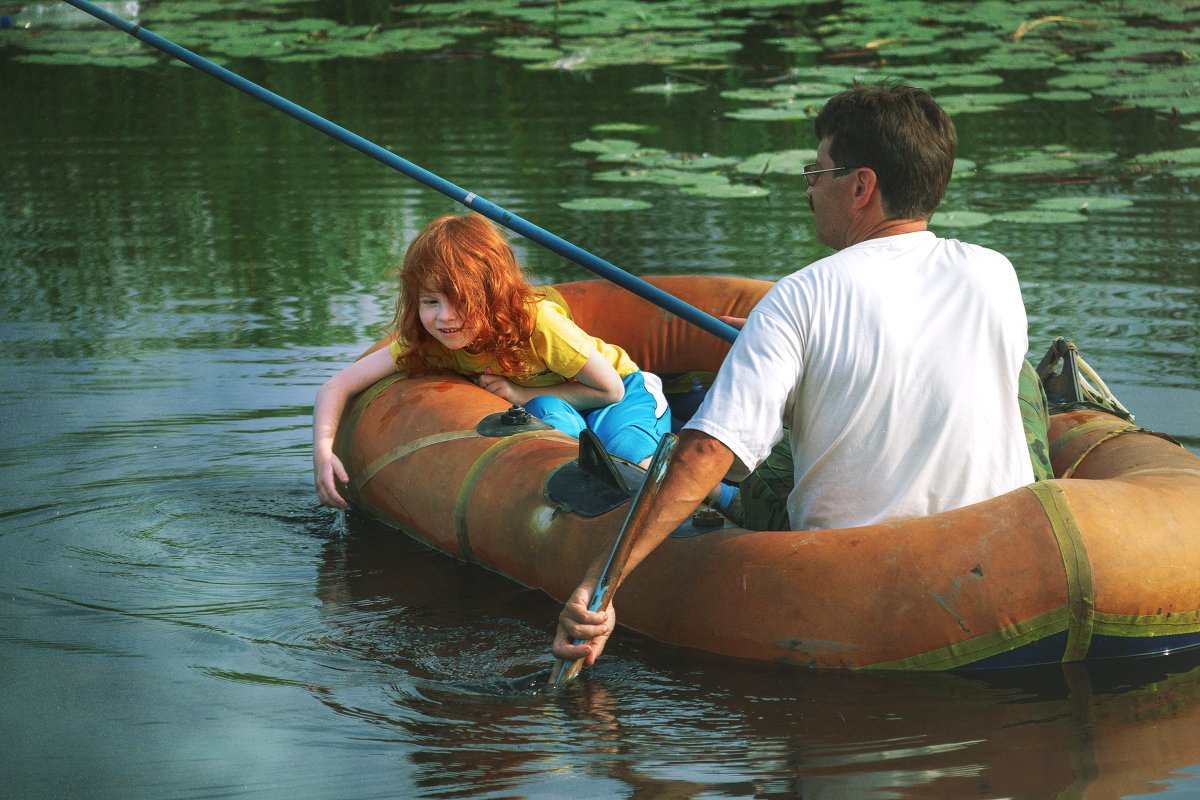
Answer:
[{"xmin": 524, "ymin": 371, "xmax": 671, "ymax": 464}]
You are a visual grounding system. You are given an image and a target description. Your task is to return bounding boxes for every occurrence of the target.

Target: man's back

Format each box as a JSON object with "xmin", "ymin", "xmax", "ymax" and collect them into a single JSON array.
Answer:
[{"xmin": 688, "ymin": 230, "xmax": 1034, "ymax": 531}]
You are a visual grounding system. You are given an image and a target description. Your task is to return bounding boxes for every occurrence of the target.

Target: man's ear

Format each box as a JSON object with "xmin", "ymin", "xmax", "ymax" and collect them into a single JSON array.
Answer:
[{"xmin": 851, "ymin": 167, "xmax": 878, "ymax": 210}]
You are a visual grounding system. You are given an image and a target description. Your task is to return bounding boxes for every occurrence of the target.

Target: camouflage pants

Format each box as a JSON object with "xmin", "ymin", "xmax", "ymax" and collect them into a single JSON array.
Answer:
[{"xmin": 739, "ymin": 359, "xmax": 1054, "ymax": 531}]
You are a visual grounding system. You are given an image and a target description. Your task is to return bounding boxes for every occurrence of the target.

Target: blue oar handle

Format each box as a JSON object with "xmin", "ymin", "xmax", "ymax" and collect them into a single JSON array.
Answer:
[{"xmin": 59, "ymin": 0, "xmax": 740, "ymax": 346}]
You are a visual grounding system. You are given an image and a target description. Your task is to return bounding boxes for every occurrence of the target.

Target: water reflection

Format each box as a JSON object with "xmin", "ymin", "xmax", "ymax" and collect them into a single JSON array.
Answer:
[{"xmin": 313, "ymin": 516, "xmax": 1200, "ymax": 798}]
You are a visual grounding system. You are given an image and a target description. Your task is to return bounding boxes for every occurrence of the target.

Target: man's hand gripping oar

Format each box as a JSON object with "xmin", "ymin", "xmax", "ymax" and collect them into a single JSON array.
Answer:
[{"xmin": 549, "ymin": 433, "xmax": 678, "ymax": 685}]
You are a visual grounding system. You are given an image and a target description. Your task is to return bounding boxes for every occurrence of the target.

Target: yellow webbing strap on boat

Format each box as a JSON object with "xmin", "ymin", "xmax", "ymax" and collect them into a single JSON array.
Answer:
[
  {"xmin": 861, "ymin": 607, "xmax": 1070, "ymax": 671},
  {"xmin": 1092, "ymin": 608, "xmax": 1200, "ymax": 638},
  {"xmin": 1028, "ymin": 481, "xmax": 1094, "ymax": 661},
  {"xmin": 453, "ymin": 430, "xmax": 566, "ymax": 563},
  {"xmin": 351, "ymin": 430, "xmax": 481, "ymax": 494},
  {"xmin": 343, "ymin": 372, "xmax": 407, "ymax": 435}
]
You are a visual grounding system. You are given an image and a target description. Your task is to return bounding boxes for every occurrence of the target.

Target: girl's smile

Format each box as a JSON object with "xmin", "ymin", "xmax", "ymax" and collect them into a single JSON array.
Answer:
[{"xmin": 419, "ymin": 287, "xmax": 473, "ymax": 350}]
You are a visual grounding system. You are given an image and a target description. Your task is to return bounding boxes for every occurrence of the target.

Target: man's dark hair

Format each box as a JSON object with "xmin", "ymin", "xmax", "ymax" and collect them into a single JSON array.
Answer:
[{"xmin": 814, "ymin": 82, "xmax": 956, "ymax": 220}]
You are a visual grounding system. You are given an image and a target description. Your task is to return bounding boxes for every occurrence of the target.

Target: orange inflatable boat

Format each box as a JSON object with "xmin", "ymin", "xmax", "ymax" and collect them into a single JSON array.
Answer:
[{"xmin": 334, "ymin": 276, "xmax": 1200, "ymax": 670}]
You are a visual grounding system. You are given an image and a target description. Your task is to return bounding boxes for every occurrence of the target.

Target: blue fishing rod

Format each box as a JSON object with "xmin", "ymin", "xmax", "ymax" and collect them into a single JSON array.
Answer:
[{"xmin": 59, "ymin": 0, "xmax": 740, "ymax": 345}]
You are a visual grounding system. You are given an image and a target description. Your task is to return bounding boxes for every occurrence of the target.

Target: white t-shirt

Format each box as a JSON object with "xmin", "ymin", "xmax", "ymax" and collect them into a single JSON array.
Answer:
[{"xmin": 686, "ymin": 231, "xmax": 1034, "ymax": 531}]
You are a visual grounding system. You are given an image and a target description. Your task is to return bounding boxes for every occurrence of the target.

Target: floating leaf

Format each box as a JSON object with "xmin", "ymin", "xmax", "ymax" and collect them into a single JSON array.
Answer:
[
  {"xmin": 929, "ymin": 210, "xmax": 993, "ymax": 227},
  {"xmin": 726, "ymin": 104, "xmax": 817, "ymax": 121},
  {"xmin": 766, "ymin": 36, "xmax": 823, "ymax": 55},
  {"xmin": 591, "ymin": 122, "xmax": 660, "ymax": 134},
  {"xmin": 985, "ymin": 155, "xmax": 1079, "ymax": 175},
  {"xmin": 937, "ymin": 92, "xmax": 1032, "ymax": 115},
  {"xmin": 559, "ymin": 197, "xmax": 653, "ymax": 211},
  {"xmin": 736, "ymin": 149, "xmax": 816, "ymax": 175},
  {"xmin": 1133, "ymin": 148, "xmax": 1200, "ymax": 166},
  {"xmin": 678, "ymin": 182, "xmax": 769, "ymax": 198},
  {"xmin": 720, "ymin": 86, "xmax": 803, "ymax": 102},
  {"xmin": 1044, "ymin": 148, "xmax": 1117, "ymax": 163},
  {"xmin": 592, "ymin": 168, "xmax": 699, "ymax": 185},
  {"xmin": 1046, "ymin": 72, "xmax": 1112, "ymax": 90},
  {"xmin": 632, "ymin": 82, "xmax": 707, "ymax": 94},
  {"xmin": 951, "ymin": 158, "xmax": 978, "ymax": 179},
  {"xmin": 670, "ymin": 155, "xmax": 740, "ymax": 170},
  {"xmin": 923, "ymin": 73, "xmax": 1006, "ymax": 90},
  {"xmin": 494, "ymin": 42, "xmax": 562, "ymax": 61},
  {"xmin": 1033, "ymin": 197, "xmax": 1134, "ymax": 212},
  {"xmin": 1033, "ymin": 90, "xmax": 1093, "ymax": 102},
  {"xmin": 868, "ymin": 41, "xmax": 948, "ymax": 59},
  {"xmin": 570, "ymin": 138, "xmax": 642, "ymax": 154},
  {"xmin": 997, "ymin": 210, "xmax": 1089, "ymax": 224}
]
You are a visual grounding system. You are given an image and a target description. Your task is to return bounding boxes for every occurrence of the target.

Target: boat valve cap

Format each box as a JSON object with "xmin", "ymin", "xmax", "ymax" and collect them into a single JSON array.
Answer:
[{"xmin": 502, "ymin": 404, "xmax": 531, "ymax": 425}]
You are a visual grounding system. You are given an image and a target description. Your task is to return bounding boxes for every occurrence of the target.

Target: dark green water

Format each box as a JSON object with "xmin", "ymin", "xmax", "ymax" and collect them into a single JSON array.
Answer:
[{"xmin": 3, "ymin": 2, "xmax": 1200, "ymax": 798}]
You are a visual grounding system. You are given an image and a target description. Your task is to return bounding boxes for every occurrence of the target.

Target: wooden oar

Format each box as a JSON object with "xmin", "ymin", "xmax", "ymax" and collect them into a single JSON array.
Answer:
[{"xmin": 550, "ymin": 432, "xmax": 679, "ymax": 685}]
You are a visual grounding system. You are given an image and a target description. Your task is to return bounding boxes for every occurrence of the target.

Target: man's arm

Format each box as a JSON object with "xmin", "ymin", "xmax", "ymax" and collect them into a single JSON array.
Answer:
[{"xmin": 551, "ymin": 429, "xmax": 736, "ymax": 665}]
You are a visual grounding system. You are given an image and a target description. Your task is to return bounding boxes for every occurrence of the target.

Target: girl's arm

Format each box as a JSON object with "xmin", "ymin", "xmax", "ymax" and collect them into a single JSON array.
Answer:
[
  {"xmin": 476, "ymin": 341, "xmax": 626, "ymax": 411},
  {"xmin": 313, "ymin": 347, "xmax": 399, "ymax": 508}
]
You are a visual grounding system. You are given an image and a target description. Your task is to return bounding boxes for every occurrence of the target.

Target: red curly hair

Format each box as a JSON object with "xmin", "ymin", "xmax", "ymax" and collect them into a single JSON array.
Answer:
[{"xmin": 392, "ymin": 213, "xmax": 539, "ymax": 377}]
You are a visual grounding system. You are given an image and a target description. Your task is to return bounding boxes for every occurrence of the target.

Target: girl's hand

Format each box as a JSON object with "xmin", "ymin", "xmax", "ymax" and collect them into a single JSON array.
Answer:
[
  {"xmin": 314, "ymin": 449, "xmax": 350, "ymax": 508},
  {"xmin": 311, "ymin": 347, "xmax": 399, "ymax": 509},
  {"xmin": 475, "ymin": 372, "xmax": 529, "ymax": 405}
]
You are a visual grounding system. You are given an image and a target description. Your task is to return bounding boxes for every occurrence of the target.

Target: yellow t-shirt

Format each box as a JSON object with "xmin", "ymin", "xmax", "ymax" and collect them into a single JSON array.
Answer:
[{"xmin": 389, "ymin": 298, "xmax": 638, "ymax": 387}]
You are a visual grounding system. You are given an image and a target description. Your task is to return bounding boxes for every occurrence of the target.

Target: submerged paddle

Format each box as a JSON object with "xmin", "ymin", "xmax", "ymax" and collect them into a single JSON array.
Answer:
[
  {"xmin": 549, "ymin": 432, "xmax": 679, "ymax": 685},
  {"xmin": 58, "ymin": 0, "xmax": 739, "ymax": 346}
]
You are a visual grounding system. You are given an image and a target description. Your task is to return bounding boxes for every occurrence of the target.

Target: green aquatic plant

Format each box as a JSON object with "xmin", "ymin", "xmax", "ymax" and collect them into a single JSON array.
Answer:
[
  {"xmin": 558, "ymin": 197, "xmax": 653, "ymax": 211},
  {"xmin": 7, "ymin": 0, "xmax": 1200, "ymax": 195},
  {"xmin": 1033, "ymin": 197, "xmax": 1134, "ymax": 213},
  {"xmin": 929, "ymin": 210, "xmax": 993, "ymax": 228}
]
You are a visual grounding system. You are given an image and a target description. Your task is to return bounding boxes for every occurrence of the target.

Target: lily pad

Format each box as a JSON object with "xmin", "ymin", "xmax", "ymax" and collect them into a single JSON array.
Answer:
[
  {"xmin": 985, "ymin": 155, "xmax": 1079, "ymax": 175},
  {"xmin": 922, "ymin": 73, "xmax": 1006, "ymax": 90},
  {"xmin": 736, "ymin": 149, "xmax": 817, "ymax": 175},
  {"xmin": 1033, "ymin": 90, "xmax": 1094, "ymax": 103},
  {"xmin": 936, "ymin": 92, "xmax": 1032, "ymax": 115},
  {"xmin": 766, "ymin": 36, "xmax": 824, "ymax": 56},
  {"xmin": 1132, "ymin": 148, "xmax": 1200, "ymax": 166},
  {"xmin": 591, "ymin": 122, "xmax": 660, "ymax": 134},
  {"xmin": 493, "ymin": 42, "xmax": 563, "ymax": 61},
  {"xmin": 570, "ymin": 138, "xmax": 642, "ymax": 154},
  {"xmin": 559, "ymin": 197, "xmax": 653, "ymax": 211},
  {"xmin": 669, "ymin": 155, "xmax": 741, "ymax": 170},
  {"xmin": 631, "ymin": 82, "xmax": 708, "ymax": 95},
  {"xmin": 929, "ymin": 210, "xmax": 994, "ymax": 228},
  {"xmin": 951, "ymin": 158, "xmax": 978, "ymax": 179},
  {"xmin": 1033, "ymin": 197, "xmax": 1134, "ymax": 212},
  {"xmin": 678, "ymin": 182, "xmax": 769, "ymax": 199},
  {"xmin": 720, "ymin": 86, "xmax": 804, "ymax": 102},
  {"xmin": 1046, "ymin": 72, "xmax": 1112, "ymax": 90},
  {"xmin": 726, "ymin": 104, "xmax": 818, "ymax": 121},
  {"xmin": 592, "ymin": 168, "xmax": 698, "ymax": 185},
  {"xmin": 997, "ymin": 210, "xmax": 1089, "ymax": 224}
]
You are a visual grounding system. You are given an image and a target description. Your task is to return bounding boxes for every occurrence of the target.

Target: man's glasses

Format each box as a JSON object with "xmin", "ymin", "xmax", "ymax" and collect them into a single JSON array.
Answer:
[{"xmin": 802, "ymin": 164, "xmax": 858, "ymax": 186}]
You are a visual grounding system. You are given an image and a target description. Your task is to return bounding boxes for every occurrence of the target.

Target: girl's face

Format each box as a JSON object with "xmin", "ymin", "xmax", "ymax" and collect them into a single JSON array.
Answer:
[{"xmin": 418, "ymin": 284, "xmax": 473, "ymax": 350}]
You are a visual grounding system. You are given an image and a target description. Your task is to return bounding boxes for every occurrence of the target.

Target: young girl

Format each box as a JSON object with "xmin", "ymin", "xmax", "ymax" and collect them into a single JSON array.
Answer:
[{"xmin": 313, "ymin": 213, "xmax": 675, "ymax": 509}]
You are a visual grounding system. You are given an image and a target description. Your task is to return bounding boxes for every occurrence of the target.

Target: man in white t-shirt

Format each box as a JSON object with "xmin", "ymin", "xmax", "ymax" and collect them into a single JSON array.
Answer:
[{"xmin": 552, "ymin": 83, "xmax": 1036, "ymax": 668}]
